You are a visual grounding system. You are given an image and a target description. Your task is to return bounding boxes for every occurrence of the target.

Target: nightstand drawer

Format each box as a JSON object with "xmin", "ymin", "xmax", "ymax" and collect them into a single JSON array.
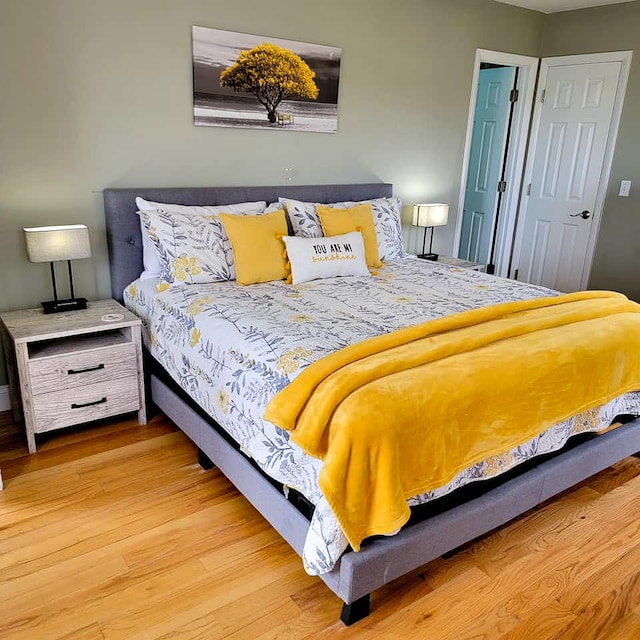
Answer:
[
  {"xmin": 33, "ymin": 376, "xmax": 140, "ymax": 433},
  {"xmin": 29, "ymin": 343, "xmax": 137, "ymax": 396}
]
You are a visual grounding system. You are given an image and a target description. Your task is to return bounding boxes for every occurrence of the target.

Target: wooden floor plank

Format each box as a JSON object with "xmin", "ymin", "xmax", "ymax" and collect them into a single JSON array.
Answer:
[
  {"xmin": 496, "ymin": 601, "xmax": 576, "ymax": 640},
  {"xmin": 213, "ymin": 569, "xmax": 316, "ymax": 635},
  {"xmin": 558, "ymin": 542, "xmax": 640, "ymax": 612},
  {"xmin": 0, "ymin": 558, "xmax": 210, "ymax": 640},
  {"xmin": 604, "ymin": 611, "xmax": 640, "ymax": 640},
  {"xmin": 56, "ymin": 623, "xmax": 106, "ymax": 640},
  {"xmin": 458, "ymin": 485, "xmax": 602, "ymax": 577},
  {"xmin": 3, "ymin": 410, "xmax": 640, "ymax": 640},
  {"xmin": 551, "ymin": 569, "xmax": 640, "ymax": 639},
  {"xmin": 502, "ymin": 518, "xmax": 640, "ymax": 619}
]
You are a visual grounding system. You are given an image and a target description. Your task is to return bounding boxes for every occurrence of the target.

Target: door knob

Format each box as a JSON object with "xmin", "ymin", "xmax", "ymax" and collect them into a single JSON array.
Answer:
[{"xmin": 570, "ymin": 210, "xmax": 591, "ymax": 220}]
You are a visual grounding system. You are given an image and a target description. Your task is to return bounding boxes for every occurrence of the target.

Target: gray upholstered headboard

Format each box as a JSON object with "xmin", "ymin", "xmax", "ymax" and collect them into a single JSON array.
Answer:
[{"xmin": 103, "ymin": 183, "xmax": 393, "ymax": 301}]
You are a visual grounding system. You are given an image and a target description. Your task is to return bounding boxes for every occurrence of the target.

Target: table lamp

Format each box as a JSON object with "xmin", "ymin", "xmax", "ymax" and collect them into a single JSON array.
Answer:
[
  {"xmin": 24, "ymin": 224, "xmax": 91, "ymax": 313},
  {"xmin": 412, "ymin": 204, "xmax": 449, "ymax": 261}
]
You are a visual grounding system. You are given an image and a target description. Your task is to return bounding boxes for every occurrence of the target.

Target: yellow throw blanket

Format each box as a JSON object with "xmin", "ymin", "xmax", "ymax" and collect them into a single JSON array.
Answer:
[{"xmin": 264, "ymin": 291, "xmax": 640, "ymax": 551}]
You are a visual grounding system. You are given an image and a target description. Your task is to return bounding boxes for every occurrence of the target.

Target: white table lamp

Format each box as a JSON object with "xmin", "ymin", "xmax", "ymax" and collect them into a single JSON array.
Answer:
[
  {"xmin": 24, "ymin": 224, "xmax": 91, "ymax": 313},
  {"xmin": 412, "ymin": 204, "xmax": 449, "ymax": 261}
]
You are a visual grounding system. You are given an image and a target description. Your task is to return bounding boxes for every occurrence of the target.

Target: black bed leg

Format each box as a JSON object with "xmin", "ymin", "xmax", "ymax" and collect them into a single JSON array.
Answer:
[
  {"xmin": 340, "ymin": 594, "xmax": 370, "ymax": 626},
  {"xmin": 198, "ymin": 448, "xmax": 215, "ymax": 470}
]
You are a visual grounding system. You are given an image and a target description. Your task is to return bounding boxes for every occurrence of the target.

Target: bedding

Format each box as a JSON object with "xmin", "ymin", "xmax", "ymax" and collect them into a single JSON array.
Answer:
[
  {"xmin": 123, "ymin": 257, "xmax": 640, "ymax": 574},
  {"xmin": 279, "ymin": 196, "xmax": 405, "ymax": 261},
  {"xmin": 266, "ymin": 291, "xmax": 640, "ymax": 549}
]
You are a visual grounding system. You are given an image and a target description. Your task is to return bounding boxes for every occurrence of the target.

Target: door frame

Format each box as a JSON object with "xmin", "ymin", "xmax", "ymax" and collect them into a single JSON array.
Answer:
[
  {"xmin": 510, "ymin": 50, "xmax": 633, "ymax": 288},
  {"xmin": 453, "ymin": 49, "xmax": 539, "ymax": 276}
]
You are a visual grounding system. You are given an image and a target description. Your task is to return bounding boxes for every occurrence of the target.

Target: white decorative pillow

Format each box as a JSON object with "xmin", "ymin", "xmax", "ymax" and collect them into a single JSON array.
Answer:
[
  {"xmin": 139, "ymin": 209, "xmax": 235, "ymax": 287},
  {"xmin": 136, "ymin": 197, "xmax": 267, "ymax": 279},
  {"xmin": 282, "ymin": 232, "xmax": 370, "ymax": 285},
  {"xmin": 278, "ymin": 197, "xmax": 405, "ymax": 261}
]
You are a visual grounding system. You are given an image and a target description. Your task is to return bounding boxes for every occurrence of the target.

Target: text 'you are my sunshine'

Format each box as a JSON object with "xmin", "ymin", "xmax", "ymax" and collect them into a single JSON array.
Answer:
[{"xmin": 311, "ymin": 241, "xmax": 357, "ymax": 262}]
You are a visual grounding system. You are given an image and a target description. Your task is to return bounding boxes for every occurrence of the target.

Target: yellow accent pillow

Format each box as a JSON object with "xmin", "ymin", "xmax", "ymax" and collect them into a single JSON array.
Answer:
[
  {"xmin": 219, "ymin": 209, "xmax": 289, "ymax": 285},
  {"xmin": 316, "ymin": 204, "xmax": 382, "ymax": 268}
]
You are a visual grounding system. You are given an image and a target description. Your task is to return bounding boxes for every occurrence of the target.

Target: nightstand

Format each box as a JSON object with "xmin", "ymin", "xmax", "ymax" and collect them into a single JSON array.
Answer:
[
  {"xmin": 0, "ymin": 300, "xmax": 146, "ymax": 453},
  {"xmin": 436, "ymin": 256, "xmax": 486, "ymax": 272}
]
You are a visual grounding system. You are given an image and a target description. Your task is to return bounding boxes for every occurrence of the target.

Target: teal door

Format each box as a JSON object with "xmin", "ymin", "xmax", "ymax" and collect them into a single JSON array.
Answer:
[{"xmin": 459, "ymin": 66, "xmax": 515, "ymax": 264}]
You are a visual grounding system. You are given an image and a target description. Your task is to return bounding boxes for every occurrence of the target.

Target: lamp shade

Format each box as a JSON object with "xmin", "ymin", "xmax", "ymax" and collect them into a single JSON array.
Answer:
[
  {"xmin": 24, "ymin": 225, "xmax": 91, "ymax": 263},
  {"xmin": 412, "ymin": 204, "xmax": 449, "ymax": 228}
]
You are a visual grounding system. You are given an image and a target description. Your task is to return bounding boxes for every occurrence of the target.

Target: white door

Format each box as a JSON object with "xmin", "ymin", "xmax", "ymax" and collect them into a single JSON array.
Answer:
[
  {"xmin": 459, "ymin": 66, "xmax": 515, "ymax": 263},
  {"xmin": 514, "ymin": 61, "xmax": 622, "ymax": 292}
]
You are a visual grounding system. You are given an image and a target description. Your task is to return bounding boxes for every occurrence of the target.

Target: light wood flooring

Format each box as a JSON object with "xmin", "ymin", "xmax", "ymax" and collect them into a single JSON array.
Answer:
[{"xmin": 3, "ymin": 411, "xmax": 640, "ymax": 639}]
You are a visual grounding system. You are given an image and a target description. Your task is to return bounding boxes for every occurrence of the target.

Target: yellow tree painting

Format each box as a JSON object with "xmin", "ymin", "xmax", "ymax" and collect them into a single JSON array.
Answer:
[
  {"xmin": 192, "ymin": 26, "xmax": 341, "ymax": 133},
  {"xmin": 220, "ymin": 43, "xmax": 319, "ymax": 124}
]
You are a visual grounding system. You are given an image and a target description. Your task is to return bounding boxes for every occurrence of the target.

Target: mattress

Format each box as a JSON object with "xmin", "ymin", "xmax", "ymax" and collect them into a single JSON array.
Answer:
[{"xmin": 124, "ymin": 257, "xmax": 640, "ymax": 574}]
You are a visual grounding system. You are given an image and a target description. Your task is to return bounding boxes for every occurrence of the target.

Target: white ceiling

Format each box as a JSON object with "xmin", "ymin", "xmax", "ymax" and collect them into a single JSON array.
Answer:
[{"xmin": 495, "ymin": 0, "xmax": 634, "ymax": 13}]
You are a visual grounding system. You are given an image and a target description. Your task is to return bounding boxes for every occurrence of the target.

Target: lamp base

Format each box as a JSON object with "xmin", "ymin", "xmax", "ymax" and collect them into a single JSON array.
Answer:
[
  {"xmin": 417, "ymin": 253, "xmax": 439, "ymax": 261},
  {"xmin": 41, "ymin": 297, "xmax": 87, "ymax": 314}
]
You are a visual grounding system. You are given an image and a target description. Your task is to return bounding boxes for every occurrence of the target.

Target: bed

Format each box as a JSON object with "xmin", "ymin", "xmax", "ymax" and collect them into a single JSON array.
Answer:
[{"xmin": 104, "ymin": 183, "xmax": 640, "ymax": 625}]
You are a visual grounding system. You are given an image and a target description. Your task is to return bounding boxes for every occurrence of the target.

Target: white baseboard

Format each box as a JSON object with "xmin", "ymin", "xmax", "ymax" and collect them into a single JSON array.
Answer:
[{"xmin": 0, "ymin": 385, "xmax": 11, "ymax": 413}]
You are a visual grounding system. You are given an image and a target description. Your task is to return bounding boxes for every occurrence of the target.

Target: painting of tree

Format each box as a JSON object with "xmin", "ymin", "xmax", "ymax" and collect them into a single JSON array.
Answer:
[
  {"xmin": 220, "ymin": 43, "xmax": 319, "ymax": 123},
  {"xmin": 192, "ymin": 26, "xmax": 341, "ymax": 133}
]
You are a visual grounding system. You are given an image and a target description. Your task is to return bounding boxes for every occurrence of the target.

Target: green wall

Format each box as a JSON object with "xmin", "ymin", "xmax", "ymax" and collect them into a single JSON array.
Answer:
[
  {"xmin": 0, "ymin": 0, "xmax": 544, "ymax": 387},
  {"xmin": 542, "ymin": 1, "xmax": 640, "ymax": 302}
]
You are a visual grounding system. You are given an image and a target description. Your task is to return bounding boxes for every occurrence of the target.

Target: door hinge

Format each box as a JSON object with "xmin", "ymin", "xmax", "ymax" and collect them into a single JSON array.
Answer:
[
  {"xmin": 526, "ymin": 183, "xmax": 532, "ymax": 196},
  {"xmin": 510, "ymin": 88, "xmax": 519, "ymax": 103},
  {"xmin": 498, "ymin": 181, "xmax": 507, "ymax": 193},
  {"xmin": 540, "ymin": 89, "xmax": 546, "ymax": 103}
]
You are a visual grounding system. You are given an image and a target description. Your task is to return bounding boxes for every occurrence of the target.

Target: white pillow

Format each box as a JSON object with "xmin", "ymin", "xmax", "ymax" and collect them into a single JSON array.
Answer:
[
  {"xmin": 282, "ymin": 232, "xmax": 370, "ymax": 285},
  {"xmin": 278, "ymin": 197, "xmax": 405, "ymax": 262},
  {"xmin": 135, "ymin": 197, "xmax": 267, "ymax": 279}
]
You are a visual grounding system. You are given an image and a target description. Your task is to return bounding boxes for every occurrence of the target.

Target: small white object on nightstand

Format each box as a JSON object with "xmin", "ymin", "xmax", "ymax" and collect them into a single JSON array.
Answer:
[{"xmin": 101, "ymin": 313, "xmax": 125, "ymax": 322}]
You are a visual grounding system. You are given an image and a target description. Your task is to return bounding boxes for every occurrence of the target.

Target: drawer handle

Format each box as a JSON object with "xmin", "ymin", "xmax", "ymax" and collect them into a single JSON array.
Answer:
[
  {"xmin": 68, "ymin": 363, "xmax": 105, "ymax": 375},
  {"xmin": 71, "ymin": 397, "xmax": 107, "ymax": 409}
]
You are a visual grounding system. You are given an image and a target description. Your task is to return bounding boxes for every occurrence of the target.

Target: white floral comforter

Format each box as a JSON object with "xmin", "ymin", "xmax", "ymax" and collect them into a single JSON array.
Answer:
[{"xmin": 124, "ymin": 258, "xmax": 640, "ymax": 575}]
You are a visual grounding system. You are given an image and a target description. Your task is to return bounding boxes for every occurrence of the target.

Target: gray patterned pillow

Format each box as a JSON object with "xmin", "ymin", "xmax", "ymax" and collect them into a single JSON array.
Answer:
[
  {"xmin": 278, "ymin": 197, "xmax": 405, "ymax": 261},
  {"xmin": 139, "ymin": 210, "xmax": 235, "ymax": 287},
  {"xmin": 136, "ymin": 198, "xmax": 267, "ymax": 280}
]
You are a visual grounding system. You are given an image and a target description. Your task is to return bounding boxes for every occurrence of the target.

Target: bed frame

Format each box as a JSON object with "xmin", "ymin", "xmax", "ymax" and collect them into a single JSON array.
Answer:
[{"xmin": 104, "ymin": 184, "xmax": 640, "ymax": 625}]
